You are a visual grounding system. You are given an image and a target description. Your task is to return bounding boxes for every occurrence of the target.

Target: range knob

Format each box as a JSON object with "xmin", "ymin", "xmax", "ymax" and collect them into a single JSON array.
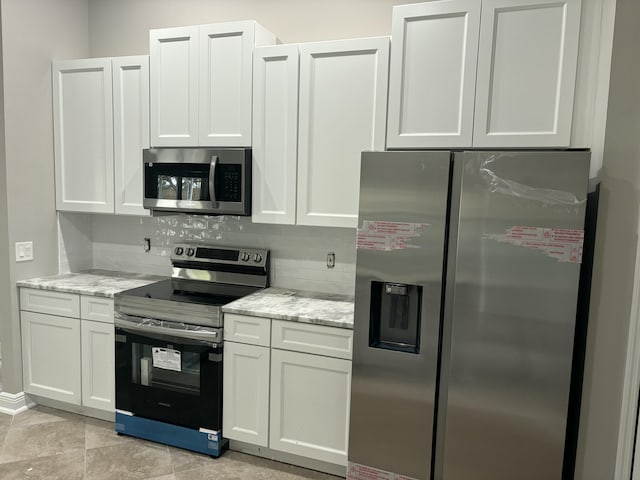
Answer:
[
  {"xmin": 174, "ymin": 247, "xmax": 184, "ymax": 255},
  {"xmin": 240, "ymin": 252, "xmax": 250, "ymax": 262},
  {"xmin": 253, "ymin": 253, "xmax": 263, "ymax": 263},
  {"xmin": 186, "ymin": 248, "xmax": 195, "ymax": 257}
]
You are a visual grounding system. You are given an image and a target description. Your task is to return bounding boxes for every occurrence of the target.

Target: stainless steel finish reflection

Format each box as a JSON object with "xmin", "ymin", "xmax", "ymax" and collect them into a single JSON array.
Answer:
[
  {"xmin": 142, "ymin": 147, "xmax": 250, "ymax": 215},
  {"xmin": 115, "ymin": 315, "xmax": 221, "ymax": 345},
  {"xmin": 438, "ymin": 151, "xmax": 589, "ymax": 480},
  {"xmin": 349, "ymin": 151, "xmax": 451, "ymax": 480},
  {"xmin": 171, "ymin": 268, "xmax": 268, "ymax": 288},
  {"xmin": 209, "ymin": 155, "xmax": 218, "ymax": 207},
  {"xmin": 115, "ymin": 294, "xmax": 224, "ymax": 328}
]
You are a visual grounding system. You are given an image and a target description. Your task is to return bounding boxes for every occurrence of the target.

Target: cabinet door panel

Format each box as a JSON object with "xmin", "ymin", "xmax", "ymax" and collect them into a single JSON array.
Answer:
[
  {"xmin": 387, "ymin": 0, "xmax": 481, "ymax": 148},
  {"xmin": 21, "ymin": 311, "xmax": 81, "ymax": 404},
  {"xmin": 297, "ymin": 38, "xmax": 389, "ymax": 228},
  {"xmin": 270, "ymin": 349, "xmax": 351, "ymax": 465},
  {"xmin": 150, "ymin": 26, "xmax": 199, "ymax": 146},
  {"xmin": 223, "ymin": 342, "xmax": 270, "ymax": 446},
  {"xmin": 473, "ymin": 0, "xmax": 582, "ymax": 147},
  {"xmin": 199, "ymin": 21, "xmax": 254, "ymax": 147},
  {"xmin": 252, "ymin": 44, "xmax": 299, "ymax": 224},
  {"xmin": 113, "ymin": 55, "xmax": 149, "ymax": 216},
  {"xmin": 81, "ymin": 320, "xmax": 115, "ymax": 411},
  {"xmin": 53, "ymin": 58, "xmax": 114, "ymax": 213}
]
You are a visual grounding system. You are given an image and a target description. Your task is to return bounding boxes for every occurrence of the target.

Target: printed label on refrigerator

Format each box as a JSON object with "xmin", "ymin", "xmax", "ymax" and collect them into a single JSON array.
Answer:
[
  {"xmin": 152, "ymin": 347, "xmax": 181, "ymax": 371},
  {"xmin": 347, "ymin": 462, "xmax": 420, "ymax": 480},
  {"xmin": 483, "ymin": 226, "xmax": 584, "ymax": 264},
  {"xmin": 356, "ymin": 221, "xmax": 429, "ymax": 252}
]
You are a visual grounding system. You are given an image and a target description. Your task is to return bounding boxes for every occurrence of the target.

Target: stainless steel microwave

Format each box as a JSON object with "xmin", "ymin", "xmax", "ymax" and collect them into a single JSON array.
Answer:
[{"xmin": 143, "ymin": 148, "xmax": 251, "ymax": 216}]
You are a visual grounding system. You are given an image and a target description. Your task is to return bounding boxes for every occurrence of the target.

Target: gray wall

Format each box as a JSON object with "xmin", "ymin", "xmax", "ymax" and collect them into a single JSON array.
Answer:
[
  {"xmin": 575, "ymin": 0, "xmax": 640, "ymax": 478},
  {"xmin": 0, "ymin": 0, "xmax": 89, "ymax": 393}
]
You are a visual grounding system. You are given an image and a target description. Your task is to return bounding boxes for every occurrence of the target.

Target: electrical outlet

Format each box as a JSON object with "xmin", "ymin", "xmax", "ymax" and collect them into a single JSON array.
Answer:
[
  {"xmin": 15, "ymin": 241, "xmax": 33, "ymax": 262},
  {"xmin": 143, "ymin": 238, "xmax": 151, "ymax": 253},
  {"xmin": 327, "ymin": 252, "xmax": 335, "ymax": 268}
]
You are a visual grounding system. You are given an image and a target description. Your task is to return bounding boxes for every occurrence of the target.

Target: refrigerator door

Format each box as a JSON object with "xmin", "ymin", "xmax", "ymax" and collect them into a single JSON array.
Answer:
[
  {"xmin": 437, "ymin": 151, "xmax": 589, "ymax": 480},
  {"xmin": 349, "ymin": 151, "xmax": 451, "ymax": 480}
]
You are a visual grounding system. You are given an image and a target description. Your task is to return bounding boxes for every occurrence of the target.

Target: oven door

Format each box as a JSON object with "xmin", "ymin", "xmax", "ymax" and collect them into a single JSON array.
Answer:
[
  {"xmin": 142, "ymin": 147, "xmax": 251, "ymax": 215},
  {"xmin": 115, "ymin": 314, "xmax": 223, "ymax": 431}
]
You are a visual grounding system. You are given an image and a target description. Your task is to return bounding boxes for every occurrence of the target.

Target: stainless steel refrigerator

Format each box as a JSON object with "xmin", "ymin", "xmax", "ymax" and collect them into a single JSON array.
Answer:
[{"xmin": 348, "ymin": 150, "xmax": 590, "ymax": 480}]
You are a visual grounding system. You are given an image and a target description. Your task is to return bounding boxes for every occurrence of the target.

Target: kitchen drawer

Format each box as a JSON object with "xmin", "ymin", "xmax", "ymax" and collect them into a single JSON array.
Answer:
[
  {"xmin": 81, "ymin": 295, "xmax": 114, "ymax": 323},
  {"xmin": 20, "ymin": 288, "xmax": 80, "ymax": 318},
  {"xmin": 224, "ymin": 313, "xmax": 271, "ymax": 347},
  {"xmin": 271, "ymin": 320, "xmax": 353, "ymax": 360}
]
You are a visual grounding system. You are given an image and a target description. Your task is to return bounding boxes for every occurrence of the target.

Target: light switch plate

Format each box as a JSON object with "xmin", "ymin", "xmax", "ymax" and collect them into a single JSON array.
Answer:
[{"xmin": 15, "ymin": 241, "xmax": 33, "ymax": 262}]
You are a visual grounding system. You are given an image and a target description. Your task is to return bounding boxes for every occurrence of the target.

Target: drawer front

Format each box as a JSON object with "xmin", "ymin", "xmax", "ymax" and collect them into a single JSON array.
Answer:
[
  {"xmin": 224, "ymin": 313, "xmax": 271, "ymax": 346},
  {"xmin": 271, "ymin": 320, "xmax": 353, "ymax": 359},
  {"xmin": 81, "ymin": 296, "xmax": 114, "ymax": 323},
  {"xmin": 20, "ymin": 288, "xmax": 80, "ymax": 318}
]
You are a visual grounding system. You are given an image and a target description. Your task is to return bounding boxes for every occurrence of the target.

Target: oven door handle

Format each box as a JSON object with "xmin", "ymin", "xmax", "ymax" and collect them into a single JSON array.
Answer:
[{"xmin": 115, "ymin": 318, "xmax": 220, "ymax": 344}]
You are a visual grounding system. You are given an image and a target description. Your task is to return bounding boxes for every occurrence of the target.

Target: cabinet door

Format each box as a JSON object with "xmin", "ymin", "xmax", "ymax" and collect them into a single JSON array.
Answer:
[
  {"xmin": 473, "ymin": 0, "xmax": 582, "ymax": 147},
  {"xmin": 81, "ymin": 319, "xmax": 115, "ymax": 411},
  {"xmin": 270, "ymin": 349, "xmax": 351, "ymax": 466},
  {"xmin": 149, "ymin": 26, "xmax": 199, "ymax": 146},
  {"xmin": 21, "ymin": 311, "xmax": 81, "ymax": 404},
  {"xmin": 199, "ymin": 21, "xmax": 255, "ymax": 147},
  {"xmin": 53, "ymin": 58, "xmax": 114, "ymax": 213},
  {"xmin": 223, "ymin": 341, "xmax": 270, "ymax": 446},
  {"xmin": 386, "ymin": 0, "xmax": 481, "ymax": 148},
  {"xmin": 252, "ymin": 44, "xmax": 299, "ymax": 225},
  {"xmin": 297, "ymin": 38, "xmax": 389, "ymax": 228},
  {"xmin": 113, "ymin": 55, "xmax": 150, "ymax": 216}
]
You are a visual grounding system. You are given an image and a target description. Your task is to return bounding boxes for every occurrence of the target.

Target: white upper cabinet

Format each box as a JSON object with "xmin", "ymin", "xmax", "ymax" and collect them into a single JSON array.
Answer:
[
  {"xmin": 150, "ymin": 21, "xmax": 276, "ymax": 147},
  {"xmin": 387, "ymin": 0, "xmax": 582, "ymax": 148},
  {"xmin": 297, "ymin": 37, "xmax": 389, "ymax": 228},
  {"xmin": 149, "ymin": 26, "xmax": 199, "ymax": 146},
  {"xmin": 387, "ymin": 0, "xmax": 481, "ymax": 148},
  {"xmin": 53, "ymin": 58, "xmax": 114, "ymax": 213},
  {"xmin": 53, "ymin": 56, "xmax": 149, "ymax": 215},
  {"xmin": 113, "ymin": 56, "xmax": 149, "ymax": 216},
  {"xmin": 252, "ymin": 44, "xmax": 300, "ymax": 225},
  {"xmin": 473, "ymin": 0, "xmax": 582, "ymax": 147}
]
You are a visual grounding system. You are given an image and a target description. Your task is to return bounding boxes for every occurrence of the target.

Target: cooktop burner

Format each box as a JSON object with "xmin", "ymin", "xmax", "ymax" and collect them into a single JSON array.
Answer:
[{"xmin": 115, "ymin": 242, "xmax": 270, "ymax": 328}]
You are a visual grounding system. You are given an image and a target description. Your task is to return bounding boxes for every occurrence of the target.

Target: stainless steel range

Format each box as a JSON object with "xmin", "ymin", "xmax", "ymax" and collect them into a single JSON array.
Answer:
[{"xmin": 114, "ymin": 242, "xmax": 269, "ymax": 457}]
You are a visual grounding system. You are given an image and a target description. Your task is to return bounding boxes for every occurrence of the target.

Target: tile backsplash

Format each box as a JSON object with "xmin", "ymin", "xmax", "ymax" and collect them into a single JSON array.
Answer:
[{"xmin": 58, "ymin": 212, "xmax": 357, "ymax": 295}]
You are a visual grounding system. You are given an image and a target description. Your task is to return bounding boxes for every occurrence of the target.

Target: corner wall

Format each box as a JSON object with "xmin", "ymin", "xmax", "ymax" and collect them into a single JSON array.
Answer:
[{"xmin": 0, "ymin": 0, "xmax": 89, "ymax": 394}]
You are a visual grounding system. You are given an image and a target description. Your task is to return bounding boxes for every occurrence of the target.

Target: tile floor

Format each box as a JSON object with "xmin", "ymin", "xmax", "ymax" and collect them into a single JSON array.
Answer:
[{"xmin": 0, "ymin": 406, "xmax": 342, "ymax": 480}]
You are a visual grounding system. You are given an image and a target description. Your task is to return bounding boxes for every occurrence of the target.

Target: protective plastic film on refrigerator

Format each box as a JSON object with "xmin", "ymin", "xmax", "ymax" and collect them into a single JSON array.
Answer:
[{"xmin": 348, "ymin": 150, "xmax": 591, "ymax": 480}]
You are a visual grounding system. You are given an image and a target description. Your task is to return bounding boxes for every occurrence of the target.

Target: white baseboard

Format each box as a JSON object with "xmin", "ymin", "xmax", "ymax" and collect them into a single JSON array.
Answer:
[{"xmin": 0, "ymin": 391, "xmax": 35, "ymax": 415}]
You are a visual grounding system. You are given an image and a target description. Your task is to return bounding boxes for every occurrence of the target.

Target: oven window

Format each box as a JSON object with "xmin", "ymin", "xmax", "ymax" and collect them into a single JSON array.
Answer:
[{"xmin": 131, "ymin": 343, "xmax": 201, "ymax": 395}]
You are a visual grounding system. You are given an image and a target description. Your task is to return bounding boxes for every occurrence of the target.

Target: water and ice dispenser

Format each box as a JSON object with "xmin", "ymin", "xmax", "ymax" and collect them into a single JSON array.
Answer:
[{"xmin": 369, "ymin": 281, "xmax": 422, "ymax": 354}]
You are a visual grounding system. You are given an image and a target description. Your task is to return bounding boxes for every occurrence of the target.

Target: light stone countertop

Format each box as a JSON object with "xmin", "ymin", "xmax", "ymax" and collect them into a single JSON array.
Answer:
[
  {"xmin": 222, "ymin": 287, "xmax": 355, "ymax": 330},
  {"xmin": 16, "ymin": 269, "xmax": 164, "ymax": 298}
]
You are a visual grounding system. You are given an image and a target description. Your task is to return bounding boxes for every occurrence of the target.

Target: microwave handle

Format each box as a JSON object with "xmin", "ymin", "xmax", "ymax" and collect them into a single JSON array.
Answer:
[{"xmin": 209, "ymin": 155, "xmax": 218, "ymax": 207}]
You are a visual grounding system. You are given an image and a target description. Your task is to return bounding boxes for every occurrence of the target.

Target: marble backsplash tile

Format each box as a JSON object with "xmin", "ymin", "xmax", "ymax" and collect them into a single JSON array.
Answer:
[{"xmin": 59, "ymin": 212, "xmax": 357, "ymax": 295}]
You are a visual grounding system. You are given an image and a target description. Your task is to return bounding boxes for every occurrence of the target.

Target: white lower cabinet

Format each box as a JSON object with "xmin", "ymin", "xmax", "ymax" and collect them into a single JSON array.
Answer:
[
  {"xmin": 223, "ymin": 341, "xmax": 270, "ymax": 446},
  {"xmin": 81, "ymin": 319, "xmax": 115, "ymax": 411},
  {"xmin": 21, "ymin": 311, "xmax": 82, "ymax": 404},
  {"xmin": 223, "ymin": 313, "xmax": 352, "ymax": 468},
  {"xmin": 20, "ymin": 288, "xmax": 115, "ymax": 414},
  {"xmin": 269, "ymin": 349, "xmax": 351, "ymax": 466}
]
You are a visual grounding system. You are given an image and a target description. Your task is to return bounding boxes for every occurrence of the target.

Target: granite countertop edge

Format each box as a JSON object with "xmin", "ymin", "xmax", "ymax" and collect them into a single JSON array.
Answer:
[
  {"xmin": 16, "ymin": 270, "xmax": 164, "ymax": 299},
  {"xmin": 222, "ymin": 287, "xmax": 355, "ymax": 330}
]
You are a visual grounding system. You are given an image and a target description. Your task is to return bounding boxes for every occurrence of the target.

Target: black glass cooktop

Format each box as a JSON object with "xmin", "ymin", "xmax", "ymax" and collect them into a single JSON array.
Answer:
[{"xmin": 118, "ymin": 278, "xmax": 260, "ymax": 308}]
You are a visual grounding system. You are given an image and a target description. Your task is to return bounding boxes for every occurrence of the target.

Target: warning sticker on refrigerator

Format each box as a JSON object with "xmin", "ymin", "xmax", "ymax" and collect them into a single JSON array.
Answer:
[
  {"xmin": 356, "ymin": 221, "xmax": 429, "ymax": 252},
  {"xmin": 347, "ymin": 462, "xmax": 419, "ymax": 480},
  {"xmin": 484, "ymin": 226, "xmax": 584, "ymax": 264},
  {"xmin": 152, "ymin": 347, "xmax": 181, "ymax": 372}
]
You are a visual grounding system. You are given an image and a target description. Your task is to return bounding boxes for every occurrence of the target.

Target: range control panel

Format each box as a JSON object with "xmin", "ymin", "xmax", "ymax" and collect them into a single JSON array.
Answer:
[{"xmin": 170, "ymin": 242, "xmax": 269, "ymax": 268}]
